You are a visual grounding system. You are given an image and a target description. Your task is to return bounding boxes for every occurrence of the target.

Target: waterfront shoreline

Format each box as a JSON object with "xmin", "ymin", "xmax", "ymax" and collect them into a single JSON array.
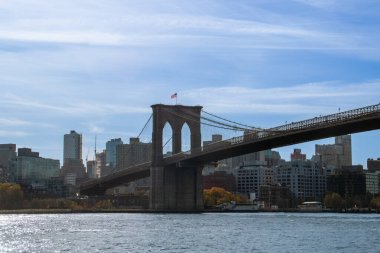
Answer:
[{"xmin": 0, "ymin": 208, "xmax": 378, "ymax": 214}]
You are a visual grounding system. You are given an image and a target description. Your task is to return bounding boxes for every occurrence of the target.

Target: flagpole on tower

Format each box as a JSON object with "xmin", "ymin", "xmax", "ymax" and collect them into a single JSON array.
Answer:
[{"xmin": 171, "ymin": 92, "xmax": 178, "ymax": 105}]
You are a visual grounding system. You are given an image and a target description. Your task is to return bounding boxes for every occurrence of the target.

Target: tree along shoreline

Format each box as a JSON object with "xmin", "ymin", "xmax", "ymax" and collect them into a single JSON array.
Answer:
[{"xmin": 1, "ymin": 208, "xmax": 380, "ymax": 215}]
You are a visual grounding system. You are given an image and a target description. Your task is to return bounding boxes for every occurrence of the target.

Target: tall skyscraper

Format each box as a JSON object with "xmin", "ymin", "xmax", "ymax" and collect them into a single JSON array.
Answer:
[
  {"xmin": 60, "ymin": 130, "xmax": 86, "ymax": 188},
  {"xmin": 63, "ymin": 130, "xmax": 82, "ymax": 163},
  {"xmin": 274, "ymin": 160, "xmax": 326, "ymax": 201},
  {"xmin": 106, "ymin": 138, "xmax": 123, "ymax": 170},
  {"xmin": 335, "ymin": 135, "xmax": 352, "ymax": 167},
  {"xmin": 315, "ymin": 134, "xmax": 352, "ymax": 170}
]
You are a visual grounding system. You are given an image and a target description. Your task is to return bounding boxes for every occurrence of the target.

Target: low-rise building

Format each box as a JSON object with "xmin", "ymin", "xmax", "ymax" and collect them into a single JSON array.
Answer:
[
  {"xmin": 366, "ymin": 171, "xmax": 380, "ymax": 195},
  {"xmin": 9, "ymin": 148, "xmax": 61, "ymax": 193}
]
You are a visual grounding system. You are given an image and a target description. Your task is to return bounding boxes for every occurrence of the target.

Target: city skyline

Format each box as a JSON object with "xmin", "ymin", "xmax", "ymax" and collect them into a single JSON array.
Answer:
[{"xmin": 0, "ymin": 1, "xmax": 379, "ymax": 166}]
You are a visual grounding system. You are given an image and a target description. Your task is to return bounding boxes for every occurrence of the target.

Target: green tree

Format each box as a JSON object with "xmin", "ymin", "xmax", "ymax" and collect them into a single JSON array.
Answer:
[
  {"xmin": 370, "ymin": 197, "xmax": 380, "ymax": 212},
  {"xmin": 324, "ymin": 192, "xmax": 343, "ymax": 211}
]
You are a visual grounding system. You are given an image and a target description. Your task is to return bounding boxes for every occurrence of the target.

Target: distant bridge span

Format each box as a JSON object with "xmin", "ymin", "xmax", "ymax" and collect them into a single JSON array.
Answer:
[{"xmin": 80, "ymin": 103, "xmax": 380, "ymax": 201}]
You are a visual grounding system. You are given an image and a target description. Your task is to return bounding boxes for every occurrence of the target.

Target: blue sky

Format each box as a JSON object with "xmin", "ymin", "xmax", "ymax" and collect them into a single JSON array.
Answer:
[{"xmin": 0, "ymin": 0, "xmax": 379, "ymax": 167}]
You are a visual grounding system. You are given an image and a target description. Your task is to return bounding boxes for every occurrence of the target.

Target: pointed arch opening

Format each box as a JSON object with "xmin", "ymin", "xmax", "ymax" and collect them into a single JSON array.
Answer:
[
  {"xmin": 162, "ymin": 121, "xmax": 173, "ymax": 157},
  {"xmin": 181, "ymin": 122, "xmax": 191, "ymax": 154}
]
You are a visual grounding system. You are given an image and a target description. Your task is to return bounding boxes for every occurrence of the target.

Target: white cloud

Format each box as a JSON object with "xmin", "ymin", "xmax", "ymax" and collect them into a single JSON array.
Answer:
[
  {"xmin": 0, "ymin": 30, "xmax": 126, "ymax": 46},
  {"xmin": 88, "ymin": 123, "xmax": 104, "ymax": 134},
  {"xmin": 182, "ymin": 81, "xmax": 380, "ymax": 114},
  {"xmin": 0, "ymin": 2, "xmax": 374, "ymax": 53},
  {"xmin": 0, "ymin": 118, "xmax": 31, "ymax": 126},
  {"xmin": 0, "ymin": 93, "xmax": 150, "ymax": 116},
  {"xmin": 0, "ymin": 130, "xmax": 29, "ymax": 137},
  {"xmin": 293, "ymin": 0, "xmax": 337, "ymax": 8}
]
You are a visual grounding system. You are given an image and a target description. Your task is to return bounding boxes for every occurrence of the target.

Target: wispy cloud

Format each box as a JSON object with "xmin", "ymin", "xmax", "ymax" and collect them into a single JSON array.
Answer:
[
  {"xmin": 0, "ymin": 2, "xmax": 377, "ymax": 55},
  {"xmin": 0, "ymin": 93, "xmax": 150, "ymax": 116},
  {"xmin": 0, "ymin": 30, "xmax": 126, "ymax": 46},
  {"xmin": 0, "ymin": 118, "xmax": 31, "ymax": 126},
  {"xmin": 182, "ymin": 81, "xmax": 380, "ymax": 114},
  {"xmin": 0, "ymin": 130, "xmax": 29, "ymax": 137},
  {"xmin": 292, "ymin": 0, "xmax": 337, "ymax": 9}
]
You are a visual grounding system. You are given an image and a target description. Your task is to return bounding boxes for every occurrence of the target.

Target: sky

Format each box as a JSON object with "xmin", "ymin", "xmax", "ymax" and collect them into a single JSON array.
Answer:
[{"xmin": 0, "ymin": 0, "xmax": 379, "ymax": 167}]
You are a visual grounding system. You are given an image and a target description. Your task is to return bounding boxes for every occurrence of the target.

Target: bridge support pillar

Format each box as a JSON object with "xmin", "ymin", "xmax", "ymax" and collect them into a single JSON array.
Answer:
[
  {"xmin": 150, "ymin": 104, "xmax": 204, "ymax": 211},
  {"xmin": 150, "ymin": 164, "xmax": 203, "ymax": 211}
]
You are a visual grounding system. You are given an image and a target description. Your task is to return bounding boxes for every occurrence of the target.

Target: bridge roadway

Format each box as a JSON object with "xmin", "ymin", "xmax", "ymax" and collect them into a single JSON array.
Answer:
[{"xmin": 80, "ymin": 104, "xmax": 380, "ymax": 195}]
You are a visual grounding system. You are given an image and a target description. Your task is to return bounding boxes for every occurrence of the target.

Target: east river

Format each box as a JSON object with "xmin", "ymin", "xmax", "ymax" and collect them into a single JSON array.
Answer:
[{"xmin": 0, "ymin": 212, "xmax": 379, "ymax": 252}]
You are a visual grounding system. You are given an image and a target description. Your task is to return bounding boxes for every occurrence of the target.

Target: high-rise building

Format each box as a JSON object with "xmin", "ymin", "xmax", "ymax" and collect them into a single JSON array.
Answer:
[
  {"xmin": 112, "ymin": 138, "xmax": 151, "ymax": 195},
  {"xmin": 335, "ymin": 135, "xmax": 352, "ymax": 166},
  {"xmin": 0, "ymin": 144, "xmax": 16, "ymax": 182},
  {"xmin": 236, "ymin": 161, "xmax": 273, "ymax": 198},
  {"xmin": 86, "ymin": 160, "xmax": 96, "ymax": 179},
  {"xmin": 116, "ymin": 138, "xmax": 152, "ymax": 170},
  {"xmin": 63, "ymin": 130, "xmax": 82, "ymax": 163},
  {"xmin": 367, "ymin": 158, "xmax": 380, "ymax": 172},
  {"xmin": 315, "ymin": 135, "xmax": 352, "ymax": 170},
  {"xmin": 96, "ymin": 150, "xmax": 107, "ymax": 177},
  {"xmin": 274, "ymin": 160, "xmax": 325, "ymax": 201},
  {"xmin": 60, "ymin": 130, "xmax": 86, "ymax": 187},
  {"xmin": 106, "ymin": 138, "xmax": 123, "ymax": 170}
]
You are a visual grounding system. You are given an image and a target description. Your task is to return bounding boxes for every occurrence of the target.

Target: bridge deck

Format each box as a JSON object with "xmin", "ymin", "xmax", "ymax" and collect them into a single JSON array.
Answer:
[{"xmin": 80, "ymin": 103, "xmax": 380, "ymax": 195}]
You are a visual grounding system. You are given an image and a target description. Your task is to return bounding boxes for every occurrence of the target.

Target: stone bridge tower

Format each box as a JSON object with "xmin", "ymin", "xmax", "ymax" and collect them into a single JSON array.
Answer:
[{"xmin": 150, "ymin": 104, "xmax": 204, "ymax": 211}]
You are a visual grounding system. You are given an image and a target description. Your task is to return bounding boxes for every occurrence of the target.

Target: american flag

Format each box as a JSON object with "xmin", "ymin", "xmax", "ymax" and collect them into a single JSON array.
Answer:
[{"xmin": 171, "ymin": 92, "xmax": 177, "ymax": 99}]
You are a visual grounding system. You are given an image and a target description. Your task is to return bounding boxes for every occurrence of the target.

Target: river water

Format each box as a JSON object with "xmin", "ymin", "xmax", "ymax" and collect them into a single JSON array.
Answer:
[{"xmin": 0, "ymin": 212, "xmax": 379, "ymax": 252}]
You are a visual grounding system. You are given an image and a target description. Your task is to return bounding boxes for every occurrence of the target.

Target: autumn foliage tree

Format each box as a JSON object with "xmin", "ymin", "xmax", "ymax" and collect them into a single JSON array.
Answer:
[{"xmin": 203, "ymin": 187, "xmax": 248, "ymax": 206}]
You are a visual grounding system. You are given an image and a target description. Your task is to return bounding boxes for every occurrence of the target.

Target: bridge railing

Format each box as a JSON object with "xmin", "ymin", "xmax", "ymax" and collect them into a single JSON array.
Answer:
[
  {"xmin": 163, "ymin": 103, "xmax": 380, "ymax": 163},
  {"xmin": 270, "ymin": 103, "xmax": 380, "ymax": 133}
]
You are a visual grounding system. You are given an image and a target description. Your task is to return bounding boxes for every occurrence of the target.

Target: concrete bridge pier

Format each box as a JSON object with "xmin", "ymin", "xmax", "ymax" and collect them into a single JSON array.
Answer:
[{"xmin": 150, "ymin": 164, "xmax": 203, "ymax": 211}]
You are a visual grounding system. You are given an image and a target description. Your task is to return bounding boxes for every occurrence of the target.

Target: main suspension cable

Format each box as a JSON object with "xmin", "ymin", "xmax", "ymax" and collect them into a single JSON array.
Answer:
[
  {"xmin": 202, "ymin": 109, "xmax": 257, "ymax": 129},
  {"xmin": 161, "ymin": 107, "xmax": 246, "ymax": 131}
]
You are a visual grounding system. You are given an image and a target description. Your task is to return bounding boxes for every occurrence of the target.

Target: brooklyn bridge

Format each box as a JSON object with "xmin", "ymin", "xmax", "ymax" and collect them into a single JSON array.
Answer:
[{"xmin": 80, "ymin": 103, "xmax": 380, "ymax": 211}]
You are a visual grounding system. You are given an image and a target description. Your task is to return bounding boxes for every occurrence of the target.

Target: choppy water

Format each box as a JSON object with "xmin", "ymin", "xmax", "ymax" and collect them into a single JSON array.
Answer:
[{"xmin": 0, "ymin": 212, "xmax": 379, "ymax": 252}]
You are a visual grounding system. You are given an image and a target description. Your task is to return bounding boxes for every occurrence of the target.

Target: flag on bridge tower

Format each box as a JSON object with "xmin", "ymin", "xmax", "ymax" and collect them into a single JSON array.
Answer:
[{"xmin": 171, "ymin": 92, "xmax": 178, "ymax": 104}]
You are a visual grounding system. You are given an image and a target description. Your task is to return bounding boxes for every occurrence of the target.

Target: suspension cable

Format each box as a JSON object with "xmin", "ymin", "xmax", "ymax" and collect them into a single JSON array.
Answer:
[
  {"xmin": 202, "ymin": 109, "xmax": 257, "ymax": 129},
  {"xmin": 201, "ymin": 115, "xmax": 248, "ymax": 131},
  {"xmin": 161, "ymin": 107, "xmax": 246, "ymax": 131},
  {"xmin": 120, "ymin": 113, "xmax": 153, "ymax": 168},
  {"xmin": 165, "ymin": 107, "xmax": 248, "ymax": 131},
  {"xmin": 136, "ymin": 114, "xmax": 153, "ymax": 140},
  {"xmin": 163, "ymin": 136, "xmax": 172, "ymax": 149}
]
